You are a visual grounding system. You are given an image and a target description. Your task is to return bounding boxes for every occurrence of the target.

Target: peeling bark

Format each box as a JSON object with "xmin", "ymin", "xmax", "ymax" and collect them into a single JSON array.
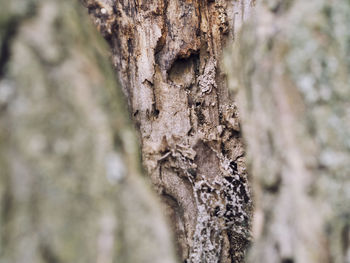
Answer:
[
  {"xmin": 83, "ymin": 0, "xmax": 255, "ymax": 262},
  {"xmin": 226, "ymin": 1, "xmax": 350, "ymax": 262}
]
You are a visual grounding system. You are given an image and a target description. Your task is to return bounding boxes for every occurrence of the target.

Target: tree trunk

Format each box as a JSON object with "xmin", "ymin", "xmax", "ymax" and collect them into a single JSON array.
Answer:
[
  {"xmin": 226, "ymin": 1, "xmax": 350, "ymax": 262},
  {"xmin": 0, "ymin": 1, "xmax": 177, "ymax": 262},
  {"xmin": 83, "ymin": 0, "xmax": 255, "ymax": 262}
]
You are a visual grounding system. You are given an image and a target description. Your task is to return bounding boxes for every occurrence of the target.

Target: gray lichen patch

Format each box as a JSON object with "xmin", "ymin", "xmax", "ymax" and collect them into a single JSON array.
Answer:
[{"xmin": 198, "ymin": 58, "xmax": 217, "ymax": 94}]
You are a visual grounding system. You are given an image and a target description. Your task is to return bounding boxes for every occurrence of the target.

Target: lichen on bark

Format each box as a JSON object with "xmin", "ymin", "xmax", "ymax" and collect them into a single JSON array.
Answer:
[{"xmin": 225, "ymin": 0, "xmax": 350, "ymax": 262}]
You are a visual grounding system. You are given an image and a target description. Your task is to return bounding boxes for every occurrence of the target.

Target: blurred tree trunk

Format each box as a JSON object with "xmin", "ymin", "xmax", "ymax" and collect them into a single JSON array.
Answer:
[
  {"xmin": 83, "ymin": 0, "xmax": 255, "ymax": 262},
  {"xmin": 226, "ymin": 1, "xmax": 350, "ymax": 262},
  {"xmin": 0, "ymin": 1, "xmax": 177, "ymax": 262}
]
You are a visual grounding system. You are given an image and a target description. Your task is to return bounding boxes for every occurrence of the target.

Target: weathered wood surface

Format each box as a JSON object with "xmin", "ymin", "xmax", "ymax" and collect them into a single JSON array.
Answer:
[{"xmin": 83, "ymin": 0, "xmax": 255, "ymax": 262}]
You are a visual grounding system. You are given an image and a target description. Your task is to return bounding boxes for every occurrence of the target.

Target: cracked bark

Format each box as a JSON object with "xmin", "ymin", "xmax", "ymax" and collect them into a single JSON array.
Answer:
[
  {"xmin": 83, "ymin": 0, "xmax": 255, "ymax": 262},
  {"xmin": 226, "ymin": 1, "xmax": 350, "ymax": 262}
]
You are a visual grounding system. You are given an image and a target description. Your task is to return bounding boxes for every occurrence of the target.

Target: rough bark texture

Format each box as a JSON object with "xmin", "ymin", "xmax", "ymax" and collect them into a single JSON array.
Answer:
[
  {"xmin": 226, "ymin": 1, "xmax": 350, "ymax": 262},
  {"xmin": 83, "ymin": 0, "xmax": 255, "ymax": 262},
  {"xmin": 0, "ymin": 1, "xmax": 177, "ymax": 262}
]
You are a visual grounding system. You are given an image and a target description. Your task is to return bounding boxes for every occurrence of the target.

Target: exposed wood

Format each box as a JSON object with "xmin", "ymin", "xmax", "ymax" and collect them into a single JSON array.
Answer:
[{"xmin": 83, "ymin": 0, "xmax": 255, "ymax": 262}]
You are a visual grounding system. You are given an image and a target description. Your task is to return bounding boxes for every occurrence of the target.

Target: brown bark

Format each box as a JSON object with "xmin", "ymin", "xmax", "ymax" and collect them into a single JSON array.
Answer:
[
  {"xmin": 226, "ymin": 1, "xmax": 350, "ymax": 262},
  {"xmin": 83, "ymin": 0, "xmax": 255, "ymax": 262}
]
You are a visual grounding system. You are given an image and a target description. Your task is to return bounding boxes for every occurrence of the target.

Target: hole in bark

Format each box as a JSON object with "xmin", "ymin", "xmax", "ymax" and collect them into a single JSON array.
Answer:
[
  {"xmin": 152, "ymin": 107, "xmax": 160, "ymax": 118},
  {"xmin": 168, "ymin": 54, "xmax": 198, "ymax": 87},
  {"xmin": 281, "ymin": 259, "xmax": 294, "ymax": 263}
]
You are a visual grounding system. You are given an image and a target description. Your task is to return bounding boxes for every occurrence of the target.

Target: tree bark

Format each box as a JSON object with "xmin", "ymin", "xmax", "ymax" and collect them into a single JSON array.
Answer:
[
  {"xmin": 83, "ymin": 0, "xmax": 255, "ymax": 262},
  {"xmin": 226, "ymin": 1, "xmax": 350, "ymax": 262},
  {"xmin": 0, "ymin": 1, "xmax": 177, "ymax": 262}
]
